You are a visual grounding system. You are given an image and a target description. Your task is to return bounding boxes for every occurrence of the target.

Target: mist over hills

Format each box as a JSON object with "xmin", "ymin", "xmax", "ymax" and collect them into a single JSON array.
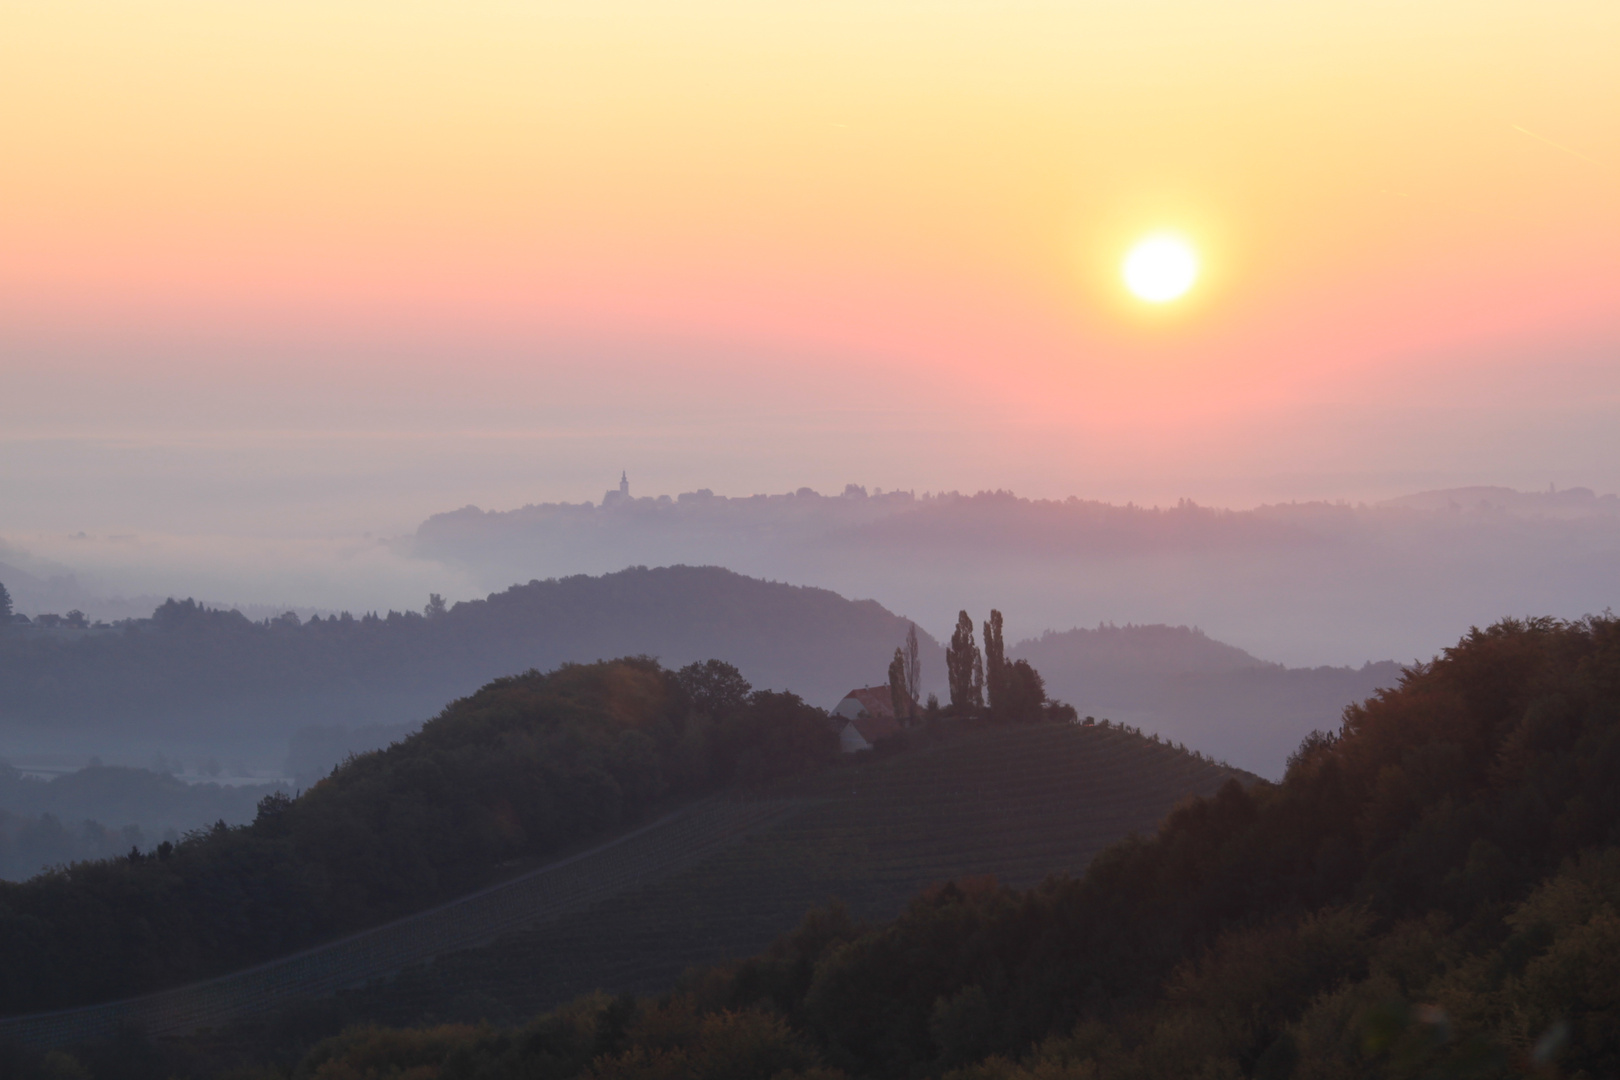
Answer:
[
  {"xmin": 0, "ymin": 765, "xmax": 283, "ymax": 882},
  {"xmin": 1012, "ymin": 624, "xmax": 1402, "ymax": 776},
  {"xmin": 410, "ymin": 482, "xmax": 1620, "ymax": 666},
  {"xmin": 0, "ymin": 567, "xmax": 938, "ymax": 775},
  {"xmin": 3, "ymin": 562, "xmax": 1391, "ymax": 782}
]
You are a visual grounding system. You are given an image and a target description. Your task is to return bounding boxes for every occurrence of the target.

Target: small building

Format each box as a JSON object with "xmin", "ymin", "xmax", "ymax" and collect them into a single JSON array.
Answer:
[
  {"xmin": 602, "ymin": 471, "xmax": 632, "ymax": 507},
  {"xmin": 833, "ymin": 686, "xmax": 905, "ymax": 752}
]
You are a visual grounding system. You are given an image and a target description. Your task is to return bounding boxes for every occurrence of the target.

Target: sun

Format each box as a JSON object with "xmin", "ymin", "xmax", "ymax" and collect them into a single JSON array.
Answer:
[{"xmin": 1122, "ymin": 234, "xmax": 1199, "ymax": 303}]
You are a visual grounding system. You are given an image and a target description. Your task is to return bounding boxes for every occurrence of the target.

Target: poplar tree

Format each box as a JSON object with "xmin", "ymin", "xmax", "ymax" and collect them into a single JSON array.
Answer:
[
  {"xmin": 983, "ymin": 609, "xmax": 1007, "ymax": 719},
  {"xmin": 946, "ymin": 611, "xmax": 984, "ymax": 712},
  {"xmin": 904, "ymin": 623, "xmax": 921, "ymax": 705},
  {"xmin": 888, "ymin": 647, "xmax": 910, "ymax": 723}
]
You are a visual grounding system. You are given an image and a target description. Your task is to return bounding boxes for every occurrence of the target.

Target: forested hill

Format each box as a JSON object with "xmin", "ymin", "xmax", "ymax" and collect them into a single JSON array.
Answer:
[
  {"xmin": 242, "ymin": 616, "xmax": 1620, "ymax": 1079},
  {"xmin": 0, "ymin": 566, "xmax": 942, "ymax": 747},
  {"xmin": 0, "ymin": 656, "xmax": 840, "ymax": 1015}
]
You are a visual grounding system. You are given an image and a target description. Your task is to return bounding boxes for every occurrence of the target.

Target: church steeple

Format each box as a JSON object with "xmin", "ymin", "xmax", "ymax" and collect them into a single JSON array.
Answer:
[{"xmin": 620, "ymin": 471, "xmax": 629, "ymax": 497}]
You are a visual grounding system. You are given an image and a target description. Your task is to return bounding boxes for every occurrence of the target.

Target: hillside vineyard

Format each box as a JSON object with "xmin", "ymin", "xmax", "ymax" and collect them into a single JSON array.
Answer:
[
  {"xmin": 273, "ymin": 721, "xmax": 1243, "ymax": 1030},
  {"xmin": 0, "ymin": 717, "xmax": 1239, "ymax": 1043}
]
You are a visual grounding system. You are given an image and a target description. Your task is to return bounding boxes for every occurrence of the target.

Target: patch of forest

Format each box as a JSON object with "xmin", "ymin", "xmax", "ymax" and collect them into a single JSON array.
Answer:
[
  {"xmin": 0, "ymin": 657, "xmax": 839, "ymax": 1015},
  {"xmin": 68, "ymin": 614, "xmax": 1620, "ymax": 1080}
]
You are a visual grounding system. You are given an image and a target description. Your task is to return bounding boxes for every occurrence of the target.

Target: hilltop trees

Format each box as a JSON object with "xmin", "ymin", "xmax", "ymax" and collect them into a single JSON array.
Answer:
[
  {"xmin": 946, "ymin": 611, "xmax": 984, "ymax": 711},
  {"xmin": 998, "ymin": 659, "xmax": 1047, "ymax": 723},
  {"xmin": 0, "ymin": 580, "xmax": 11, "ymax": 622},
  {"xmin": 888, "ymin": 648, "xmax": 910, "ymax": 723},
  {"xmin": 904, "ymin": 622, "xmax": 921, "ymax": 703},
  {"xmin": 942, "ymin": 609, "xmax": 1049, "ymax": 721},
  {"xmin": 983, "ymin": 609, "xmax": 1006, "ymax": 713},
  {"xmin": 888, "ymin": 623, "xmax": 924, "ymax": 724}
]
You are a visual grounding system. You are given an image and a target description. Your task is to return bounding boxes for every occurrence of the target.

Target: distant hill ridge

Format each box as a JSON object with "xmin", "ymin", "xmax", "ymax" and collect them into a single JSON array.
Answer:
[
  {"xmin": 0, "ymin": 566, "xmax": 1393, "ymax": 778},
  {"xmin": 1013, "ymin": 622, "xmax": 1275, "ymax": 675},
  {"xmin": 403, "ymin": 483, "xmax": 1620, "ymax": 673},
  {"xmin": 0, "ymin": 566, "xmax": 942, "ymax": 763}
]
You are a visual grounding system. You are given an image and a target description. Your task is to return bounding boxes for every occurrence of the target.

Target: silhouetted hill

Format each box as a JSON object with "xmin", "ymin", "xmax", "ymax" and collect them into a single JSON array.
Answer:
[
  {"xmin": 0, "ymin": 566, "xmax": 942, "ymax": 770},
  {"xmin": 256, "ymin": 722, "xmax": 1248, "ymax": 1035},
  {"xmin": 0, "ymin": 567, "xmax": 1393, "ymax": 779},
  {"xmin": 1014, "ymin": 623, "xmax": 1272, "ymax": 676},
  {"xmin": 1012, "ymin": 624, "xmax": 1403, "ymax": 775},
  {"xmin": 1381, "ymin": 483, "xmax": 1620, "ymax": 517}
]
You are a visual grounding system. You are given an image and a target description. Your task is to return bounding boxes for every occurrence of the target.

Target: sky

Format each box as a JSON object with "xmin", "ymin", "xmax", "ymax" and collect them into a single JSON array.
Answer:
[{"xmin": 2, "ymin": 0, "xmax": 1618, "ymax": 611}]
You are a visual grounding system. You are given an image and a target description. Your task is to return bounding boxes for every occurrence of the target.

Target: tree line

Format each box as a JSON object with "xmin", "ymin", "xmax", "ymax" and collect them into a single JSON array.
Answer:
[{"xmin": 886, "ymin": 608, "xmax": 1071, "ymax": 725}]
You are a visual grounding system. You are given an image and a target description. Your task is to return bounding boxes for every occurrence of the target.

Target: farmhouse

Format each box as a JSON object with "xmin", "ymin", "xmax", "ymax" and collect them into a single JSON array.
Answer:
[{"xmin": 833, "ymin": 686, "xmax": 903, "ymax": 752}]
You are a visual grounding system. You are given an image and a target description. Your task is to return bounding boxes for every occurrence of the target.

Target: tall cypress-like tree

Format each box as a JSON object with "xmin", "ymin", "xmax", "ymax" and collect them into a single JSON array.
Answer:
[
  {"xmin": 888, "ymin": 647, "xmax": 910, "ymax": 724},
  {"xmin": 0, "ymin": 580, "xmax": 11, "ymax": 623},
  {"xmin": 904, "ymin": 623, "xmax": 921, "ymax": 705},
  {"xmin": 946, "ymin": 611, "xmax": 984, "ymax": 712},
  {"xmin": 983, "ymin": 609, "xmax": 1006, "ymax": 718}
]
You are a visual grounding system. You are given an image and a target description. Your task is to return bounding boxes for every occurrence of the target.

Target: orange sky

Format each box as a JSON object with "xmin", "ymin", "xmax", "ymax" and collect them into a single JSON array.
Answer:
[{"xmin": 2, "ymin": 0, "xmax": 1618, "ymax": 528}]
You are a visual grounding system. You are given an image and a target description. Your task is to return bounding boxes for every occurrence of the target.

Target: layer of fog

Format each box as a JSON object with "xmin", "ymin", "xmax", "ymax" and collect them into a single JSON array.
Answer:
[
  {"xmin": 11, "ymin": 480, "xmax": 1619, "ymax": 670},
  {"xmin": 405, "ymin": 481, "xmax": 1620, "ymax": 668}
]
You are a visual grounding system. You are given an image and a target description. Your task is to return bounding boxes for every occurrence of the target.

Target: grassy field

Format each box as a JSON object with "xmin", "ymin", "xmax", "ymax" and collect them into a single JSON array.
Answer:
[{"xmin": 321, "ymin": 720, "xmax": 1249, "ymax": 1028}]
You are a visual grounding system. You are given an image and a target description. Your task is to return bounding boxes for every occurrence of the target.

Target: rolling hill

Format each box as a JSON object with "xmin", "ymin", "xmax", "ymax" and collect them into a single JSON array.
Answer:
[
  {"xmin": 1011, "ymin": 624, "xmax": 1402, "ymax": 776},
  {"xmin": 285, "ymin": 719, "xmax": 1247, "ymax": 1033},
  {"xmin": 0, "ymin": 566, "xmax": 943, "ymax": 772},
  {"xmin": 0, "ymin": 716, "xmax": 1246, "ymax": 1049}
]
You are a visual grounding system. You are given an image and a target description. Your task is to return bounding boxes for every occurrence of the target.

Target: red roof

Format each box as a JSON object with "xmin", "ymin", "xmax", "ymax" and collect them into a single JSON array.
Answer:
[
  {"xmin": 843, "ymin": 686, "xmax": 897, "ymax": 720},
  {"xmin": 836, "ymin": 686, "xmax": 906, "ymax": 746}
]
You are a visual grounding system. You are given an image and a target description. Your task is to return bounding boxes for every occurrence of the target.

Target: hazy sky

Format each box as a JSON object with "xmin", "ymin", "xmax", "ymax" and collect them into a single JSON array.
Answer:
[{"xmin": 3, "ymin": 1, "xmax": 1618, "ymax": 601}]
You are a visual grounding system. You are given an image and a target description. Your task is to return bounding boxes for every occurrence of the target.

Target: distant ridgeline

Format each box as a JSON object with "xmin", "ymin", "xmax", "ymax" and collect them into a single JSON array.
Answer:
[
  {"xmin": 406, "ymin": 484, "xmax": 1620, "ymax": 694},
  {"xmin": 411, "ymin": 484, "xmax": 1620, "ymax": 580},
  {"xmin": 0, "ymin": 564, "xmax": 1400, "ymax": 778},
  {"xmin": 410, "ymin": 487, "xmax": 1312, "ymax": 582},
  {"xmin": 1015, "ymin": 624, "xmax": 1403, "ymax": 776},
  {"xmin": 0, "ymin": 566, "xmax": 943, "ymax": 745}
]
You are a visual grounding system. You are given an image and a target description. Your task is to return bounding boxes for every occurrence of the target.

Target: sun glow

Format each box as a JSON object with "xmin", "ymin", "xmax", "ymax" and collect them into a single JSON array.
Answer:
[{"xmin": 1123, "ymin": 236, "xmax": 1199, "ymax": 303}]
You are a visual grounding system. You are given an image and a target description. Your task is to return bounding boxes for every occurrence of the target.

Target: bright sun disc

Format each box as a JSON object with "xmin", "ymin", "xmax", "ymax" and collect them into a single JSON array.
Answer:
[{"xmin": 1122, "ymin": 235, "xmax": 1198, "ymax": 303}]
